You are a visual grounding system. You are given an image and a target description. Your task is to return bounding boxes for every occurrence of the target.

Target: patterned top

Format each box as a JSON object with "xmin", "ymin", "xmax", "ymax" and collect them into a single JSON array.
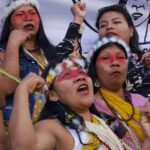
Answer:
[
  {"xmin": 127, "ymin": 53, "xmax": 150, "ymax": 101},
  {"xmin": 94, "ymin": 93, "xmax": 148, "ymax": 150}
]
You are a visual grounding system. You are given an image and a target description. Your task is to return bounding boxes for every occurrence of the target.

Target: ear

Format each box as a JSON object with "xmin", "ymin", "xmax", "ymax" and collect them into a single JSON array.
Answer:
[{"xmin": 48, "ymin": 90, "xmax": 59, "ymax": 102}]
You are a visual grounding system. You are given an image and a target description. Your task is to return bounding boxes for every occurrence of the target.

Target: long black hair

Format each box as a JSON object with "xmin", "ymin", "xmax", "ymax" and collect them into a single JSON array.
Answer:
[
  {"xmin": 95, "ymin": 4, "xmax": 143, "ymax": 58},
  {"xmin": 88, "ymin": 42, "xmax": 128, "ymax": 93},
  {"xmin": 40, "ymin": 57, "xmax": 102, "ymax": 121},
  {"xmin": 39, "ymin": 58, "xmax": 104, "ymax": 145},
  {"xmin": 0, "ymin": 5, "xmax": 56, "ymax": 61}
]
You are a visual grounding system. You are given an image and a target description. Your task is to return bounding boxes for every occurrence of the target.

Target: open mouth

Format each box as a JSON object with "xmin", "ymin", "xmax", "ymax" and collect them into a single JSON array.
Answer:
[
  {"xmin": 24, "ymin": 24, "xmax": 34, "ymax": 31},
  {"xmin": 77, "ymin": 83, "xmax": 89, "ymax": 95},
  {"xmin": 132, "ymin": 12, "xmax": 143, "ymax": 21},
  {"xmin": 106, "ymin": 32, "xmax": 117, "ymax": 37}
]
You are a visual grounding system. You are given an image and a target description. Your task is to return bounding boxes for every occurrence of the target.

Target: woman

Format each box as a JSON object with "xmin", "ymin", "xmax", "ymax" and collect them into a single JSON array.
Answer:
[
  {"xmin": 8, "ymin": 57, "xmax": 130, "ymax": 150},
  {"xmin": 95, "ymin": 4, "xmax": 150, "ymax": 101},
  {"xmin": 88, "ymin": 36, "xmax": 148, "ymax": 150},
  {"xmin": 0, "ymin": 0, "xmax": 86, "ymax": 123}
]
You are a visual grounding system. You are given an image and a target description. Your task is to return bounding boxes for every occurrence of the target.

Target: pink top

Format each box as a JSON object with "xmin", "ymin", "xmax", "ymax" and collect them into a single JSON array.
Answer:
[{"xmin": 94, "ymin": 93, "xmax": 148, "ymax": 150}]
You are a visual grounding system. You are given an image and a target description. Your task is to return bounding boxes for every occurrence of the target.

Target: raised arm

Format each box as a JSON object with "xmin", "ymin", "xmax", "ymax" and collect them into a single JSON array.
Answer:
[
  {"xmin": 56, "ymin": 2, "xmax": 86, "ymax": 59},
  {"xmin": 0, "ymin": 30, "xmax": 30, "ymax": 95},
  {"xmin": 8, "ymin": 73, "xmax": 56, "ymax": 150}
]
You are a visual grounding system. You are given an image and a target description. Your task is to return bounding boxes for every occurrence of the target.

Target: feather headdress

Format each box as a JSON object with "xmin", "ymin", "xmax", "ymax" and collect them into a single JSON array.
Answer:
[{"xmin": 0, "ymin": 0, "xmax": 39, "ymax": 24}]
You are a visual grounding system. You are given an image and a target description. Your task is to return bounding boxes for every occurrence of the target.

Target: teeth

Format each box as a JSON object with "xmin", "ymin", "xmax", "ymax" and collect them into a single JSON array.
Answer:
[
  {"xmin": 78, "ymin": 84, "xmax": 88, "ymax": 91},
  {"xmin": 24, "ymin": 24, "xmax": 34, "ymax": 30},
  {"xmin": 79, "ymin": 85, "xmax": 87, "ymax": 89}
]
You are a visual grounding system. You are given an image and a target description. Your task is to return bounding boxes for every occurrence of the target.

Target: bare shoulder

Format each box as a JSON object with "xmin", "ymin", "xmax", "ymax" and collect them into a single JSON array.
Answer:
[{"xmin": 34, "ymin": 119, "xmax": 74, "ymax": 150}]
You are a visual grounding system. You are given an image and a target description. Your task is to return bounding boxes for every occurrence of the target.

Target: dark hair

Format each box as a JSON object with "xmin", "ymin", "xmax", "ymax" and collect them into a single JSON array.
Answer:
[
  {"xmin": 0, "ymin": 5, "xmax": 56, "ymax": 61},
  {"xmin": 95, "ymin": 4, "xmax": 142, "ymax": 57},
  {"xmin": 88, "ymin": 42, "xmax": 127, "ymax": 93},
  {"xmin": 40, "ymin": 59, "xmax": 103, "ymax": 145},
  {"xmin": 40, "ymin": 57, "xmax": 102, "ymax": 120}
]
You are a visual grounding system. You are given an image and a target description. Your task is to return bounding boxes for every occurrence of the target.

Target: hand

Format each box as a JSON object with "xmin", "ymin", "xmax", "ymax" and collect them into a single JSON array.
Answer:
[
  {"xmin": 140, "ymin": 103, "xmax": 150, "ymax": 139},
  {"xmin": 71, "ymin": 2, "xmax": 86, "ymax": 24},
  {"xmin": 17, "ymin": 73, "xmax": 45, "ymax": 94},
  {"xmin": 141, "ymin": 52, "xmax": 150, "ymax": 69},
  {"xmin": 8, "ymin": 29, "xmax": 31, "ymax": 47}
]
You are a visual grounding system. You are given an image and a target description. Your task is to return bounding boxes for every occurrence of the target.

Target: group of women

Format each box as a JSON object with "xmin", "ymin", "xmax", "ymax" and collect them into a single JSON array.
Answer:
[{"xmin": 0, "ymin": 0, "xmax": 150, "ymax": 149}]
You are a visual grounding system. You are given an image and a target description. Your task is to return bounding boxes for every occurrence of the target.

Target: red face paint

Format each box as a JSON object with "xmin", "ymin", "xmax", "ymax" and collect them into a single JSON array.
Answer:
[
  {"xmin": 97, "ymin": 52, "xmax": 127, "ymax": 64},
  {"xmin": 11, "ymin": 9, "xmax": 39, "ymax": 22},
  {"xmin": 55, "ymin": 69, "xmax": 88, "ymax": 83}
]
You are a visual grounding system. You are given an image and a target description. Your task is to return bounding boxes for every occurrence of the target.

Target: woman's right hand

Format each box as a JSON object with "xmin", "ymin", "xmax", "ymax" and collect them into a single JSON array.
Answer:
[
  {"xmin": 8, "ymin": 29, "xmax": 31, "ymax": 47},
  {"xmin": 140, "ymin": 103, "xmax": 150, "ymax": 139},
  {"xmin": 17, "ymin": 73, "xmax": 45, "ymax": 94}
]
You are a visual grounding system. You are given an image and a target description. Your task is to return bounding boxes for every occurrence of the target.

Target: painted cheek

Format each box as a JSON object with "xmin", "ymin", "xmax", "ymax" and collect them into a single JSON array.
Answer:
[
  {"xmin": 11, "ymin": 15, "xmax": 24, "ymax": 22},
  {"xmin": 29, "ymin": 14, "xmax": 39, "ymax": 22}
]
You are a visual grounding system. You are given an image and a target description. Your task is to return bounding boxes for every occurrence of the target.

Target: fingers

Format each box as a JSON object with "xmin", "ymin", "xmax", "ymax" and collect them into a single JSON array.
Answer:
[
  {"xmin": 140, "ymin": 103, "xmax": 150, "ymax": 123},
  {"xmin": 141, "ymin": 52, "xmax": 150, "ymax": 62},
  {"xmin": 78, "ymin": 2, "xmax": 86, "ymax": 10},
  {"xmin": 35, "ymin": 76, "xmax": 45, "ymax": 91}
]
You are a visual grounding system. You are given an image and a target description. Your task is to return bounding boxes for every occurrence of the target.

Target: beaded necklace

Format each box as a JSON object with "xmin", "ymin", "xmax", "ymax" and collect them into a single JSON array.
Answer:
[
  {"xmin": 97, "ymin": 88, "xmax": 142, "ymax": 149},
  {"xmin": 84, "ymin": 115, "xmax": 132, "ymax": 150}
]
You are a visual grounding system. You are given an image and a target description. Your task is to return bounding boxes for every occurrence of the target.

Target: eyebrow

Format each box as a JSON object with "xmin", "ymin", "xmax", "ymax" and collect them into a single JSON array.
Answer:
[{"xmin": 100, "ymin": 17, "xmax": 122, "ymax": 23}]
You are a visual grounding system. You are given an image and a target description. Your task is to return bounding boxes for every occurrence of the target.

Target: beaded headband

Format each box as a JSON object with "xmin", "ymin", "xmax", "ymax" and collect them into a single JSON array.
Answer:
[
  {"xmin": 87, "ymin": 36, "xmax": 131, "ymax": 63},
  {"xmin": 0, "ymin": 0, "xmax": 39, "ymax": 23},
  {"xmin": 46, "ymin": 58, "xmax": 86, "ymax": 87}
]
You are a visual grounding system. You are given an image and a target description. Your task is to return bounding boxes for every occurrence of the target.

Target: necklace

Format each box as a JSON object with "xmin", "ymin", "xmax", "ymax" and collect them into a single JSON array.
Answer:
[
  {"xmin": 85, "ymin": 115, "xmax": 132, "ymax": 150},
  {"xmin": 24, "ymin": 48, "xmax": 48, "ymax": 71},
  {"xmin": 97, "ymin": 89, "xmax": 142, "ymax": 149},
  {"xmin": 98, "ymin": 89, "xmax": 134, "ymax": 122}
]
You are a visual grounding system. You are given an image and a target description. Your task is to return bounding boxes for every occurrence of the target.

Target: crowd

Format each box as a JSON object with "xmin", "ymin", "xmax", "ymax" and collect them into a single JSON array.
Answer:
[{"xmin": 0, "ymin": 0, "xmax": 150, "ymax": 150}]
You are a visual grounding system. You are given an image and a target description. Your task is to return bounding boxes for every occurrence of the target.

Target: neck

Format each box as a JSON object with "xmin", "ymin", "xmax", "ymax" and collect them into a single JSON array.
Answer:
[
  {"xmin": 24, "ymin": 37, "xmax": 37, "ymax": 50},
  {"xmin": 102, "ymin": 86, "xmax": 125, "ymax": 99},
  {"xmin": 78, "ymin": 110, "xmax": 92, "ymax": 122}
]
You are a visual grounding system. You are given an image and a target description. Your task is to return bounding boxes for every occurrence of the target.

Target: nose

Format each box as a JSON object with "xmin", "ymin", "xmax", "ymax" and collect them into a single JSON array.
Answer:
[
  {"xmin": 106, "ymin": 22, "xmax": 114, "ymax": 30},
  {"xmin": 111, "ymin": 59, "xmax": 120, "ymax": 67},
  {"xmin": 73, "ymin": 75, "xmax": 86, "ymax": 83},
  {"xmin": 24, "ymin": 13, "xmax": 32, "ymax": 21}
]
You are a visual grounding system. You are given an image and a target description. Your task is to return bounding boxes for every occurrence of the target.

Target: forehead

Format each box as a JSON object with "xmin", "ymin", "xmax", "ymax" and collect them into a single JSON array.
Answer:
[
  {"xmin": 59, "ymin": 66, "xmax": 82, "ymax": 74},
  {"xmin": 13, "ymin": 4, "xmax": 36, "ymax": 12},
  {"xmin": 99, "ymin": 11, "xmax": 126, "ymax": 22},
  {"xmin": 98, "ymin": 44, "xmax": 125, "ymax": 55}
]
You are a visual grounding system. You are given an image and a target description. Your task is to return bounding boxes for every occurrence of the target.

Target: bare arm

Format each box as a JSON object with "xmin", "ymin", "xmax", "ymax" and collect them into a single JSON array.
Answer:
[
  {"xmin": 0, "ymin": 76, "xmax": 7, "ymax": 150},
  {"xmin": 0, "ymin": 111, "xmax": 8, "ymax": 150},
  {"xmin": 9, "ymin": 73, "xmax": 56, "ymax": 150},
  {"xmin": 0, "ymin": 30, "xmax": 30, "ymax": 94}
]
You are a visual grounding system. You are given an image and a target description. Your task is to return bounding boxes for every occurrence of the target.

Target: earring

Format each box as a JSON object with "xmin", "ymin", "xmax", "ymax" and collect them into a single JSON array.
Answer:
[{"xmin": 94, "ymin": 80, "xmax": 100, "ymax": 88}]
